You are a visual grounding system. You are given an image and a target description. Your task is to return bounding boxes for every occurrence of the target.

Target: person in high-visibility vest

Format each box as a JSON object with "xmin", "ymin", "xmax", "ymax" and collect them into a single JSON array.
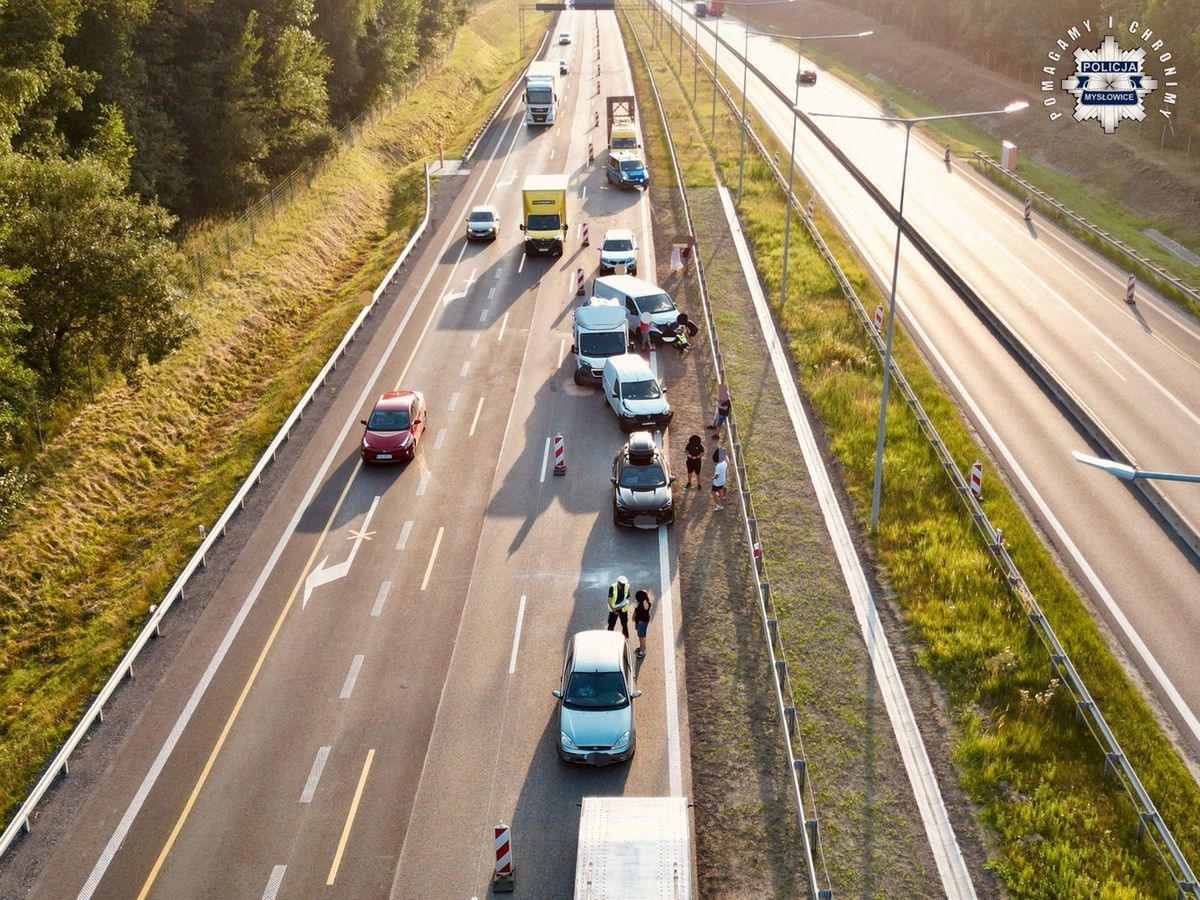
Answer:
[{"xmin": 607, "ymin": 576, "xmax": 632, "ymax": 638}]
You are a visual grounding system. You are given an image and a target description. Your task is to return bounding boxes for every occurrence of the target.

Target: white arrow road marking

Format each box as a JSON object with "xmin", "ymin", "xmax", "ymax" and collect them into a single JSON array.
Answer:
[
  {"xmin": 303, "ymin": 495, "xmax": 380, "ymax": 607},
  {"xmin": 440, "ymin": 289, "xmax": 467, "ymax": 308}
]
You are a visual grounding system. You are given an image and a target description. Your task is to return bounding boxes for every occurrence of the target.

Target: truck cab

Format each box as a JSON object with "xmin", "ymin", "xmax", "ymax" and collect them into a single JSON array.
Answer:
[{"xmin": 524, "ymin": 60, "xmax": 559, "ymax": 125}]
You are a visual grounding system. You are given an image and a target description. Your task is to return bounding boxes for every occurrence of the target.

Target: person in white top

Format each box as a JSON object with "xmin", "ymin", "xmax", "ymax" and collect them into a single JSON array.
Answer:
[{"xmin": 711, "ymin": 448, "xmax": 728, "ymax": 511}]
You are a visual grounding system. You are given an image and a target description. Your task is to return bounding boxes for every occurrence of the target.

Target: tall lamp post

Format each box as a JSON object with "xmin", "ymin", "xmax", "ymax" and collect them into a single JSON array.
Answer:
[
  {"xmin": 776, "ymin": 31, "xmax": 873, "ymax": 306},
  {"xmin": 807, "ymin": 100, "xmax": 1029, "ymax": 532},
  {"xmin": 1072, "ymin": 451, "xmax": 1200, "ymax": 484}
]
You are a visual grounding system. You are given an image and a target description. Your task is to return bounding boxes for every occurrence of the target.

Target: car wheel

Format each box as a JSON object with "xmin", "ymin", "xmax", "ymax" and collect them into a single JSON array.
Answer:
[{"xmin": 573, "ymin": 369, "xmax": 587, "ymax": 386}]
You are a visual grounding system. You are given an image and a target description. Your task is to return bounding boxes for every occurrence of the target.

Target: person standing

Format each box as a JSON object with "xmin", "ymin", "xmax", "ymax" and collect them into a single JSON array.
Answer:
[
  {"xmin": 607, "ymin": 575, "xmax": 632, "ymax": 638},
  {"xmin": 708, "ymin": 395, "xmax": 731, "ymax": 439},
  {"xmin": 684, "ymin": 433, "xmax": 705, "ymax": 490},
  {"xmin": 711, "ymin": 447, "xmax": 728, "ymax": 511},
  {"xmin": 638, "ymin": 310, "xmax": 653, "ymax": 351},
  {"xmin": 633, "ymin": 590, "xmax": 653, "ymax": 659}
]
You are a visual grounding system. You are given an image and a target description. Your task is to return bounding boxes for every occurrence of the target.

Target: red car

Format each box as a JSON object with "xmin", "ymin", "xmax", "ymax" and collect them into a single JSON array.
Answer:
[
  {"xmin": 799, "ymin": 69, "xmax": 818, "ymax": 85},
  {"xmin": 361, "ymin": 390, "xmax": 426, "ymax": 463}
]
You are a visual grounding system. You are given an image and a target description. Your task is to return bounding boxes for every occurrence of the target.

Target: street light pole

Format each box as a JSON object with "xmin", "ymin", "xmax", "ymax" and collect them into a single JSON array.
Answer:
[
  {"xmin": 693, "ymin": 8, "xmax": 700, "ymax": 101},
  {"xmin": 807, "ymin": 100, "xmax": 1028, "ymax": 532},
  {"xmin": 737, "ymin": 24, "xmax": 750, "ymax": 200},
  {"xmin": 710, "ymin": 16, "xmax": 721, "ymax": 141},
  {"xmin": 778, "ymin": 43, "xmax": 803, "ymax": 314}
]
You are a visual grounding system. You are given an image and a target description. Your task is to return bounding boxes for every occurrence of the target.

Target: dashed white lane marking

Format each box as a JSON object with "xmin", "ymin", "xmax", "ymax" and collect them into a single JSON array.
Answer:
[
  {"xmin": 262, "ymin": 865, "xmax": 286, "ymax": 900},
  {"xmin": 371, "ymin": 580, "xmax": 392, "ymax": 617},
  {"xmin": 448, "ymin": 392, "xmax": 460, "ymax": 412},
  {"xmin": 460, "ymin": 360, "xmax": 471, "ymax": 377},
  {"xmin": 469, "ymin": 397, "xmax": 485, "ymax": 436},
  {"xmin": 479, "ymin": 307, "xmax": 490, "ymax": 323},
  {"xmin": 299, "ymin": 747, "xmax": 331, "ymax": 803},
  {"xmin": 339, "ymin": 654, "xmax": 365, "ymax": 700},
  {"xmin": 518, "ymin": 253, "xmax": 526, "ymax": 274},
  {"xmin": 420, "ymin": 527, "xmax": 445, "ymax": 592},
  {"xmin": 416, "ymin": 470, "xmax": 431, "ymax": 497},
  {"xmin": 1093, "ymin": 350, "xmax": 1127, "ymax": 382},
  {"xmin": 488, "ymin": 286, "xmax": 498, "ymax": 300},
  {"xmin": 395, "ymin": 521, "xmax": 413, "ymax": 551},
  {"xmin": 508, "ymin": 595, "xmax": 527, "ymax": 675},
  {"xmin": 581, "ymin": 185, "xmax": 587, "ymax": 201},
  {"xmin": 434, "ymin": 427, "xmax": 447, "ymax": 450},
  {"xmin": 550, "ymin": 147, "xmax": 556, "ymax": 160},
  {"xmin": 539, "ymin": 436, "xmax": 551, "ymax": 483},
  {"xmin": 498, "ymin": 311, "xmax": 509, "ymax": 342},
  {"xmin": 471, "ymin": 332, "xmax": 481, "ymax": 348},
  {"xmin": 557, "ymin": 337, "xmax": 567, "ymax": 368}
]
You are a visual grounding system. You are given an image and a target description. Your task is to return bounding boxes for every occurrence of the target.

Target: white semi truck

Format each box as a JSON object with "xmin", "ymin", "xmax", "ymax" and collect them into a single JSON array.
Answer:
[
  {"xmin": 573, "ymin": 796, "xmax": 693, "ymax": 899},
  {"xmin": 524, "ymin": 60, "xmax": 559, "ymax": 125}
]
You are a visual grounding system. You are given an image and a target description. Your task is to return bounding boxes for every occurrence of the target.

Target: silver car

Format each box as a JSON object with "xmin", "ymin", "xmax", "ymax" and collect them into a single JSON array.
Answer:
[
  {"xmin": 554, "ymin": 630, "xmax": 641, "ymax": 765},
  {"xmin": 465, "ymin": 205, "xmax": 500, "ymax": 241}
]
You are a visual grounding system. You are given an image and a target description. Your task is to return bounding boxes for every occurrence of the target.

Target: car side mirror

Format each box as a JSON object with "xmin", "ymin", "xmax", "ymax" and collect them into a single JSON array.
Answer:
[
  {"xmin": 360, "ymin": 419, "xmax": 367, "ymax": 426},
  {"xmin": 611, "ymin": 388, "xmax": 619, "ymax": 398},
  {"xmin": 570, "ymin": 344, "xmax": 577, "ymax": 353},
  {"xmin": 518, "ymin": 223, "xmax": 525, "ymax": 231},
  {"xmin": 610, "ymin": 476, "xmax": 617, "ymax": 484},
  {"xmin": 552, "ymin": 690, "xmax": 563, "ymax": 698},
  {"xmin": 669, "ymin": 475, "xmax": 676, "ymax": 484},
  {"xmin": 631, "ymin": 689, "xmax": 643, "ymax": 698}
]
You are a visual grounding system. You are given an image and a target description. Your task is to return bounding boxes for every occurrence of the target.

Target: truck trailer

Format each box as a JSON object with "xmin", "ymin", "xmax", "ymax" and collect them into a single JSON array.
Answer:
[
  {"xmin": 520, "ymin": 174, "xmax": 568, "ymax": 257},
  {"xmin": 524, "ymin": 60, "xmax": 559, "ymax": 125},
  {"xmin": 573, "ymin": 796, "xmax": 693, "ymax": 899}
]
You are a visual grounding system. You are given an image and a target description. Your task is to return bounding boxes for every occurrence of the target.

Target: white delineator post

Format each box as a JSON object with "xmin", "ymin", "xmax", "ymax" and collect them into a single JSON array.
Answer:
[
  {"xmin": 1023, "ymin": 197, "xmax": 1032, "ymax": 221},
  {"xmin": 969, "ymin": 461, "xmax": 982, "ymax": 500},
  {"xmin": 582, "ymin": 222, "xmax": 590, "ymax": 246},
  {"xmin": 873, "ymin": 305, "xmax": 884, "ymax": 331},
  {"xmin": 493, "ymin": 822, "xmax": 514, "ymax": 892},
  {"xmin": 553, "ymin": 433, "xmax": 566, "ymax": 476},
  {"xmin": 806, "ymin": 198, "xmax": 814, "ymax": 218},
  {"xmin": 588, "ymin": 140, "xmax": 594, "ymax": 163},
  {"xmin": 1125, "ymin": 273, "xmax": 1136, "ymax": 305},
  {"xmin": 575, "ymin": 268, "xmax": 585, "ymax": 295}
]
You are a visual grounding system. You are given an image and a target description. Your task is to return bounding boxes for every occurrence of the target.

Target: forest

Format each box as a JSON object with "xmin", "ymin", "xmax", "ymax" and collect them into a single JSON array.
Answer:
[{"xmin": 0, "ymin": 0, "xmax": 468, "ymax": 516}]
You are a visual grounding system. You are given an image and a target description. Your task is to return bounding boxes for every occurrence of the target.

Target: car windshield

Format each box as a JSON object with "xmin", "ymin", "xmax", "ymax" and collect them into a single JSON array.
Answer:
[
  {"xmin": 622, "ymin": 379, "xmax": 661, "ymax": 400},
  {"xmin": 527, "ymin": 87, "xmax": 553, "ymax": 104},
  {"xmin": 527, "ymin": 213, "xmax": 561, "ymax": 231},
  {"xmin": 620, "ymin": 160, "xmax": 643, "ymax": 172},
  {"xmin": 579, "ymin": 331, "xmax": 626, "ymax": 356},
  {"xmin": 619, "ymin": 461, "xmax": 666, "ymax": 489},
  {"xmin": 469, "ymin": 211, "xmax": 495, "ymax": 223},
  {"xmin": 611, "ymin": 136, "xmax": 637, "ymax": 149},
  {"xmin": 603, "ymin": 238, "xmax": 634, "ymax": 252},
  {"xmin": 564, "ymin": 670, "xmax": 629, "ymax": 710},
  {"xmin": 638, "ymin": 292, "xmax": 675, "ymax": 314},
  {"xmin": 367, "ymin": 408, "xmax": 410, "ymax": 431}
]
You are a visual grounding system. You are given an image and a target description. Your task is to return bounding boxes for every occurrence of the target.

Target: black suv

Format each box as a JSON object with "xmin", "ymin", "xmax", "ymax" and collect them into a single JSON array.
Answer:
[{"xmin": 611, "ymin": 432, "xmax": 675, "ymax": 529}]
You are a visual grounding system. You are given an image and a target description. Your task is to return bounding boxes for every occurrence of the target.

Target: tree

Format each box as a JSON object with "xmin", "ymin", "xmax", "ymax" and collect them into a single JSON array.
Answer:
[
  {"xmin": 0, "ymin": 153, "xmax": 189, "ymax": 391},
  {"xmin": 358, "ymin": 0, "xmax": 422, "ymax": 108}
]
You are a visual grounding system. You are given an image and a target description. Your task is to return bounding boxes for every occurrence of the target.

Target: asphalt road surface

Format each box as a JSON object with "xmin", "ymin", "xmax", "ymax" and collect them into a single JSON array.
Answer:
[
  {"xmin": 659, "ymin": 0, "xmax": 1200, "ymax": 758},
  {"xmin": 1, "ymin": 10, "xmax": 689, "ymax": 899}
]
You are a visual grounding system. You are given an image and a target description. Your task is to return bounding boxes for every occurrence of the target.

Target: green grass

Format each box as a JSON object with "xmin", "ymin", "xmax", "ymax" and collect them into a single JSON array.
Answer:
[
  {"xmin": 627, "ymin": 5, "xmax": 1200, "ymax": 896},
  {"xmin": 0, "ymin": 0, "xmax": 548, "ymax": 827}
]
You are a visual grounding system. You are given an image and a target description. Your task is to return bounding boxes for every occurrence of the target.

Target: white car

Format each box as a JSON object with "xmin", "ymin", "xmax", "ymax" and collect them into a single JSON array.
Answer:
[
  {"xmin": 599, "ymin": 228, "xmax": 638, "ymax": 276},
  {"xmin": 559, "ymin": 32, "xmax": 572, "ymax": 44},
  {"xmin": 465, "ymin": 205, "xmax": 500, "ymax": 241}
]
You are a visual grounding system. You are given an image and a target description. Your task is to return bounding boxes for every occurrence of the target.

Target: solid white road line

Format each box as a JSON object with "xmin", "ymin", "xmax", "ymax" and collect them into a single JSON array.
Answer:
[
  {"xmin": 371, "ymin": 580, "xmax": 392, "ymax": 617},
  {"xmin": 326, "ymin": 748, "xmax": 375, "ymax": 886},
  {"xmin": 469, "ymin": 397, "xmax": 485, "ymax": 437},
  {"xmin": 539, "ymin": 437, "xmax": 551, "ymax": 483},
  {"xmin": 1093, "ymin": 350, "xmax": 1127, "ymax": 382},
  {"xmin": 80, "ymin": 71, "xmax": 529, "ymax": 900},
  {"xmin": 395, "ymin": 521, "xmax": 413, "ymax": 552},
  {"xmin": 657, "ymin": 522, "xmax": 683, "ymax": 797},
  {"xmin": 448, "ymin": 392, "xmax": 460, "ymax": 412},
  {"xmin": 434, "ymin": 428, "xmax": 447, "ymax": 450},
  {"xmin": 498, "ymin": 311, "xmax": 509, "ymax": 342},
  {"xmin": 339, "ymin": 655, "xmax": 365, "ymax": 700},
  {"xmin": 299, "ymin": 747, "xmax": 331, "ymax": 803},
  {"xmin": 508, "ymin": 596, "xmax": 527, "ymax": 675},
  {"xmin": 717, "ymin": 184, "xmax": 976, "ymax": 899},
  {"xmin": 420, "ymin": 527, "xmax": 445, "ymax": 592},
  {"xmin": 261, "ymin": 865, "xmax": 286, "ymax": 900},
  {"xmin": 416, "ymin": 470, "xmax": 431, "ymax": 497}
]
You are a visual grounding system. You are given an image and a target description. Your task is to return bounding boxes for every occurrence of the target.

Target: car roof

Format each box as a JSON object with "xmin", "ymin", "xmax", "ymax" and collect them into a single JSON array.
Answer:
[
  {"xmin": 604, "ymin": 353, "xmax": 653, "ymax": 378},
  {"xmin": 571, "ymin": 630, "xmax": 626, "ymax": 670},
  {"xmin": 602, "ymin": 228, "xmax": 635, "ymax": 241},
  {"xmin": 594, "ymin": 274, "xmax": 662, "ymax": 298},
  {"xmin": 372, "ymin": 390, "xmax": 415, "ymax": 411},
  {"xmin": 609, "ymin": 149, "xmax": 642, "ymax": 162}
]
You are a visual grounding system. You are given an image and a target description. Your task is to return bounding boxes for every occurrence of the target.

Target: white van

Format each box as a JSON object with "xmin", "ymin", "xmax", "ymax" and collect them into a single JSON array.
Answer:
[
  {"xmin": 592, "ymin": 275, "xmax": 679, "ymax": 341},
  {"xmin": 572, "ymin": 296, "xmax": 630, "ymax": 385},
  {"xmin": 601, "ymin": 355, "xmax": 673, "ymax": 432}
]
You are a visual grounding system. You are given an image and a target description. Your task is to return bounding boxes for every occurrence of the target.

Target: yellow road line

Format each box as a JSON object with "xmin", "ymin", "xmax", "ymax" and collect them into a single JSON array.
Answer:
[
  {"xmin": 326, "ymin": 748, "xmax": 376, "ymax": 885},
  {"xmin": 137, "ymin": 462, "xmax": 362, "ymax": 898},
  {"xmin": 420, "ymin": 527, "xmax": 445, "ymax": 591}
]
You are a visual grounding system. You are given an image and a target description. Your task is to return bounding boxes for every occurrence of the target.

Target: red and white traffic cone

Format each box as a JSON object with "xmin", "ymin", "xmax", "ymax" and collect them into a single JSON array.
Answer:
[
  {"xmin": 968, "ymin": 461, "xmax": 982, "ymax": 500},
  {"xmin": 576, "ymin": 267, "xmax": 585, "ymax": 295},
  {"xmin": 493, "ymin": 822, "xmax": 514, "ymax": 892},
  {"xmin": 588, "ymin": 141, "xmax": 594, "ymax": 163},
  {"xmin": 873, "ymin": 305, "xmax": 884, "ymax": 331},
  {"xmin": 1023, "ymin": 197, "xmax": 1032, "ymax": 221},
  {"xmin": 582, "ymin": 222, "xmax": 590, "ymax": 246},
  {"xmin": 1125, "ymin": 273, "xmax": 1136, "ymax": 305},
  {"xmin": 553, "ymin": 433, "xmax": 566, "ymax": 476}
]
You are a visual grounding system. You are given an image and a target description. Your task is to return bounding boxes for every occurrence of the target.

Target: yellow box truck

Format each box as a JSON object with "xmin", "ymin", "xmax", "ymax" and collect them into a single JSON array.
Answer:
[{"xmin": 520, "ymin": 174, "xmax": 569, "ymax": 257}]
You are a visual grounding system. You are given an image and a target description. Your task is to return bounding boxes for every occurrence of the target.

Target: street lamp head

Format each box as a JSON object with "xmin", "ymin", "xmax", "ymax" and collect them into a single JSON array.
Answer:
[
  {"xmin": 1071, "ymin": 450, "xmax": 1138, "ymax": 481},
  {"xmin": 1004, "ymin": 100, "xmax": 1030, "ymax": 114}
]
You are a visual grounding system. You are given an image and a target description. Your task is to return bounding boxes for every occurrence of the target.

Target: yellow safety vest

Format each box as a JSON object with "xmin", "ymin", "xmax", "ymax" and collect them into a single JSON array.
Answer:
[{"xmin": 608, "ymin": 583, "xmax": 631, "ymax": 612}]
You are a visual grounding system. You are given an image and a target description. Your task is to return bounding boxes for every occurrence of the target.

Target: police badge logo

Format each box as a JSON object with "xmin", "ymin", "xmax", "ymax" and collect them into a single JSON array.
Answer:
[{"xmin": 1062, "ymin": 35, "xmax": 1157, "ymax": 133}]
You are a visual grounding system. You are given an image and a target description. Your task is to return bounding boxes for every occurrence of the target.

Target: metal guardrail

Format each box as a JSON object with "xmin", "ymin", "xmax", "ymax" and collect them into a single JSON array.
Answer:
[
  {"xmin": 668, "ymin": 7, "xmax": 1200, "ymax": 895},
  {"xmin": 621, "ymin": 8, "xmax": 830, "ymax": 899},
  {"xmin": 0, "ymin": 163, "xmax": 433, "ymax": 861},
  {"xmin": 972, "ymin": 150, "xmax": 1200, "ymax": 309}
]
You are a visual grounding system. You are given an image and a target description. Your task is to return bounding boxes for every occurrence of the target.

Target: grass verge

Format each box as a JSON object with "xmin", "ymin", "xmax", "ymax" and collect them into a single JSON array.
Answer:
[
  {"xmin": 0, "ymin": 0, "xmax": 548, "ymax": 826},
  {"xmin": 629, "ymin": 5, "xmax": 1200, "ymax": 896}
]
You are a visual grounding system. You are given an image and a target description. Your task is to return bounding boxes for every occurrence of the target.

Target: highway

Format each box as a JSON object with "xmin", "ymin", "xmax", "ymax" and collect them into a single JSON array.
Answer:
[
  {"xmin": 657, "ymin": 0, "xmax": 1200, "ymax": 758},
  {"xmin": 0, "ymin": 10, "xmax": 688, "ymax": 899}
]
